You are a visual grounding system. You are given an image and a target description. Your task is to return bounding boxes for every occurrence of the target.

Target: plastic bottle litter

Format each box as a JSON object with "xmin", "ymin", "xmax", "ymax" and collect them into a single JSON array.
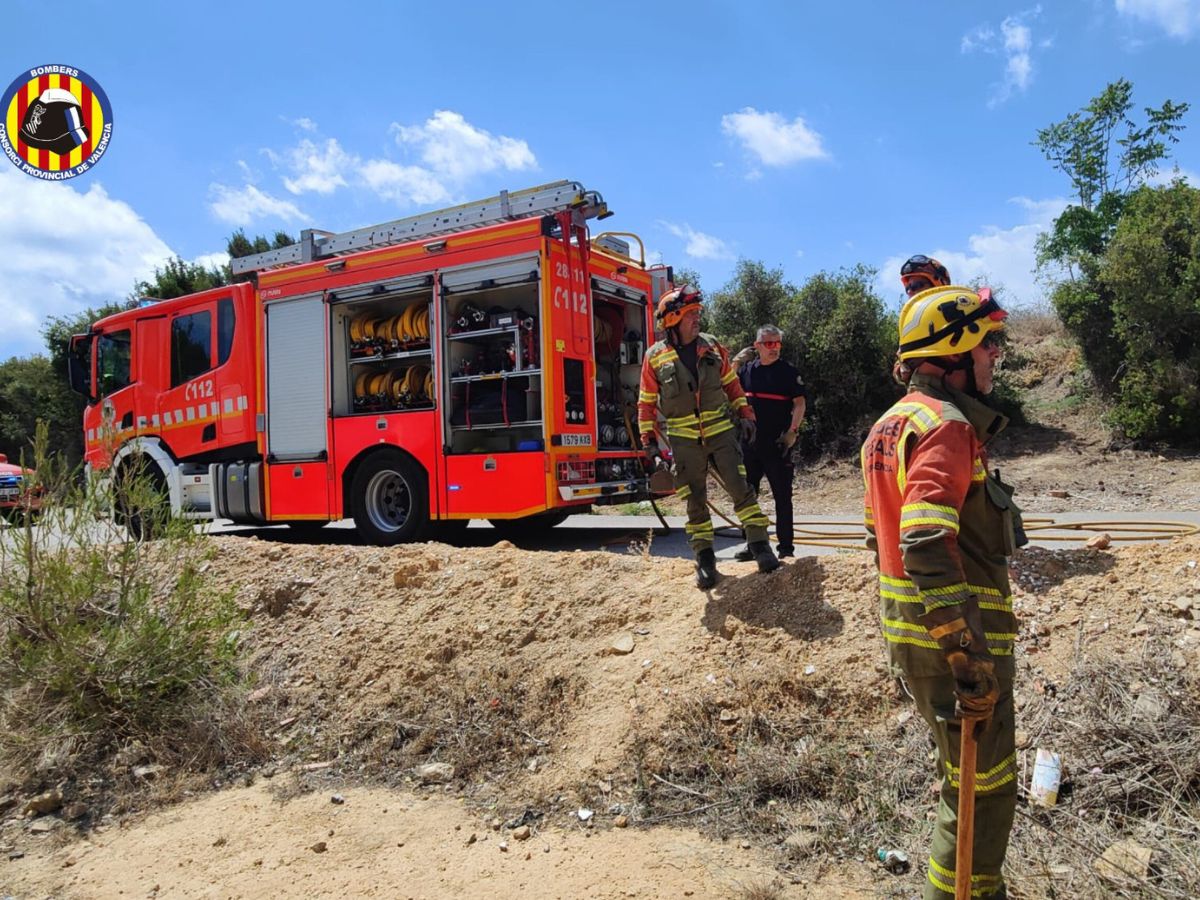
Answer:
[
  {"xmin": 877, "ymin": 848, "xmax": 911, "ymax": 875},
  {"xmin": 1030, "ymin": 748, "xmax": 1062, "ymax": 807}
]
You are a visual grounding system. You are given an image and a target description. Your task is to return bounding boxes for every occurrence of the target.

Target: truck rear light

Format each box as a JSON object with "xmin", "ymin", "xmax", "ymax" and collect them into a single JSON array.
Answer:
[{"xmin": 556, "ymin": 460, "xmax": 594, "ymax": 483}]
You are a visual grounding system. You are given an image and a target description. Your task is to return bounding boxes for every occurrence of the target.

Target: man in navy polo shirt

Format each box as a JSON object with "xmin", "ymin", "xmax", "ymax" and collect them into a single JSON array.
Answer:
[{"xmin": 734, "ymin": 325, "xmax": 807, "ymax": 559}]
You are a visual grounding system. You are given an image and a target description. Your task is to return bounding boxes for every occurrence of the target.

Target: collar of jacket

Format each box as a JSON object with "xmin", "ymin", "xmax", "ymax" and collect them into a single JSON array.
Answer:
[
  {"xmin": 670, "ymin": 332, "xmax": 719, "ymax": 357},
  {"xmin": 909, "ymin": 371, "xmax": 1009, "ymax": 444}
]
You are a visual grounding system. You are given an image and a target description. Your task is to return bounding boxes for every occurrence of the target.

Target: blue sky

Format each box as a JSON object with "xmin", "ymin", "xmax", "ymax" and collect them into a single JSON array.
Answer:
[{"xmin": 1, "ymin": 0, "xmax": 1198, "ymax": 359}]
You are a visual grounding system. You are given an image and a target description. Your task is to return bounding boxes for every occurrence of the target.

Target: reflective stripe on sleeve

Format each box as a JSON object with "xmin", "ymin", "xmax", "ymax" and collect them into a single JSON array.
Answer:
[{"xmin": 899, "ymin": 501, "xmax": 960, "ymax": 533}]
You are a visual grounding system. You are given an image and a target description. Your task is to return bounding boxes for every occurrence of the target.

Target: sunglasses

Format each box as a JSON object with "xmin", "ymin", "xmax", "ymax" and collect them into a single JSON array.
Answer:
[
  {"xmin": 901, "ymin": 255, "xmax": 936, "ymax": 276},
  {"xmin": 757, "ymin": 340, "xmax": 782, "ymax": 348},
  {"xmin": 904, "ymin": 279, "xmax": 933, "ymax": 295}
]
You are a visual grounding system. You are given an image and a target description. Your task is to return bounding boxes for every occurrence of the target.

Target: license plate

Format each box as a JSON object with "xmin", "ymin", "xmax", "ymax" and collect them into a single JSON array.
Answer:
[
  {"xmin": 559, "ymin": 434, "xmax": 592, "ymax": 447},
  {"xmin": 0, "ymin": 487, "xmax": 18, "ymax": 499}
]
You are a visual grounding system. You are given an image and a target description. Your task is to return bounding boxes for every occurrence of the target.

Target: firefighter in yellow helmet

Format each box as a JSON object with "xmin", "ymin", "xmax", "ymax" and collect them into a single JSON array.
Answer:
[
  {"xmin": 638, "ymin": 285, "xmax": 778, "ymax": 588},
  {"xmin": 861, "ymin": 285, "xmax": 1023, "ymax": 899}
]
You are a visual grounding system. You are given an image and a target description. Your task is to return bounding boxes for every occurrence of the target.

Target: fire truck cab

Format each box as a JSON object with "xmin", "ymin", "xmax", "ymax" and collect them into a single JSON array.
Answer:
[{"xmin": 69, "ymin": 181, "xmax": 671, "ymax": 543}]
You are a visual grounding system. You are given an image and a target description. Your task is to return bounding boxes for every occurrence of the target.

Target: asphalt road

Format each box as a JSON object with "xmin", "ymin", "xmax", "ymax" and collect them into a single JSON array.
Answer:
[
  {"xmin": 6, "ymin": 510, "xmax": 1197, "ymax": 561},
  {"xmin": 202, "ymin": 510, "xmax": 1200, "ymax": 560}
]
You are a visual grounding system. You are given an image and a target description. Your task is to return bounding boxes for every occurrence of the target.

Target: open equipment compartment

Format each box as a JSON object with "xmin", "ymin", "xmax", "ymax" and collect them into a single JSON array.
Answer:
[
  {"xmin": 329, "ymin": 274, "xmax": 436, "ymax": 418},
  {"xmin": 441, "ymin": 257, "xmax": 543, "ymax": 454}
]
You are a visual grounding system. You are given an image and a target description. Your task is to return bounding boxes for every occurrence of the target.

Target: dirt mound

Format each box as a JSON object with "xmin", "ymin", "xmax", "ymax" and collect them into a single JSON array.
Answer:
[{"xmin": 6, "ymin": 532, "xmax": 1200, "ymax": 898}]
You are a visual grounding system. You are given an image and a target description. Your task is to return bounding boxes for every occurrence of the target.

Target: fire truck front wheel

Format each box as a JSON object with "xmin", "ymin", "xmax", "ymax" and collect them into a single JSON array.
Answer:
[{"xmin": 350, "ymin": 451, "xmax": 429, "ymax": 545}]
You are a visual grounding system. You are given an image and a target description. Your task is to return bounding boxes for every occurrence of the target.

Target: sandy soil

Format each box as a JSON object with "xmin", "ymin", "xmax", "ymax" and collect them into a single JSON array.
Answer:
[{"xmin": 4, "ymin": 530, "xmax": 1200, "ymax": 899}]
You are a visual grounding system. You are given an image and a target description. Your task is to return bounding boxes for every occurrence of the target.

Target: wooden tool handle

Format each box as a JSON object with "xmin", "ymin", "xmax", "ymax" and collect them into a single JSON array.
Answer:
[{"xmin": 955, "ymin": 718, "xmax": 981, "ymax": 900}]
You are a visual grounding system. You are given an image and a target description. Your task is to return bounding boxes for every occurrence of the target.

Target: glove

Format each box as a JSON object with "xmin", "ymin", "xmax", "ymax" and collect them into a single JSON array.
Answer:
[
  {"xmin": 922, "ymin": 600, "xmax": 999, "ymax": 719},
  {"xmin": 737, "ymin": 417, "xmax": 757, "ymax": 445},
  {"xmin": 775, "ymin": 428, "xmax": 798, "ymax": 457},
  {"xmin": 732, "ymin": 346, "xmax": 757, "ymax": 371},
  {"xmin": 643, "ymin": 439, "xmax": 670, "ymax": 472}
]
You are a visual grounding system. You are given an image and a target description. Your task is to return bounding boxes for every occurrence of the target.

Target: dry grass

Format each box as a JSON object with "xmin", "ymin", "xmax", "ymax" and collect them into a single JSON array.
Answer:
[
  {"xmin": 616, "ymin": 652, "xmax": 1200, "ymax": 897},
  {"xmin": 1008, "ymin": 644, "xmax": 1200, "ymax": 899},
  {"xmin": 327, "ymin": 667, "xmax": 584, "ymax": 788}
]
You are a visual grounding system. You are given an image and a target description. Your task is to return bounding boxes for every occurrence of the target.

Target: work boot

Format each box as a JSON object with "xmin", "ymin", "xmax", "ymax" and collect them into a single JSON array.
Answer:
[
  {"xmin": 733, "ymin": 545, "xmax": 754, "ymax": 562},
  {"xmin": 694, "ymin": 548, "xmax": 720, "ymax": 589},
  {"xmin": 777, "ymin": 545, "xmax": 795, "ymax": 559},
  {"xmin": 748, "ymin": 540, "xmax": 780, "ymax": 573}
]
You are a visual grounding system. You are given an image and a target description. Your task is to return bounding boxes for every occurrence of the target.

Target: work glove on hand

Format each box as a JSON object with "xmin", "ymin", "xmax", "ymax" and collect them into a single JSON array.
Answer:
[
  {"xmin": 643, "ymin": 438, "xmax": 670, "ymax": 472},
  {"xmin": 775, "ymin": 428, "xmax": 798, "ymax": 458},
  {"xmin": 731, "ymin": 346, "xmax": 757, "ymax": 371},
  {"xmin": 737, "ymin": 417, "xmax": 757, "ymax": 445},
  {"xmin": 921, "ymin": 599, "xmax": 999, "ymax": 719}
]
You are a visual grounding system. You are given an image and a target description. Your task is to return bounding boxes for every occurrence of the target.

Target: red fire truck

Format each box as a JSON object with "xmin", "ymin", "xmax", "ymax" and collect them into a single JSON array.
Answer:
[{"xmin": 68, "ymin": 181, "xmax": 671, "ymax": 543}]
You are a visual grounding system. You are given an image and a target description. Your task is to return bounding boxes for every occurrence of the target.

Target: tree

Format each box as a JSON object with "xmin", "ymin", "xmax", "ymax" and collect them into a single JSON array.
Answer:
[
  {"xmin": 1097, "ymin": 180, "xmax": 1200, "ymax": 442},
  {"xmin": 0, "ymin": 356, "xmax": 79, "ymax": 466},
  {"xmin": 707, "ymin": 260, "xmax": 795, "ymax": 352},
  {"xmin": 783, "ymin": 265, "xmax": 896, "ymax": 454},
  {"xmin": 1035, "ymin": 79, "xmax": 1188, "ymax": 266}
]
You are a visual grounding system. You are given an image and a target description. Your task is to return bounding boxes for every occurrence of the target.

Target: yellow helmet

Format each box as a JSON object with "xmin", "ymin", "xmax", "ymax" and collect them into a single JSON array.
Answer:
[
  {"xmin": 898, "ymin": 286, "xmax": 1007, "ymax": 361},
  {"xmin": 655, "ymin": 284, "xmax": 702, "ymax": 329}
]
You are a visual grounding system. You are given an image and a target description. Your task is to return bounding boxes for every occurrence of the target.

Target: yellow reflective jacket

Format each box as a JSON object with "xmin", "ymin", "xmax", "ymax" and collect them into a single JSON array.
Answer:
[{"xmin": 637, "ymin": 333, "xmax": 752, "ymax": 443}]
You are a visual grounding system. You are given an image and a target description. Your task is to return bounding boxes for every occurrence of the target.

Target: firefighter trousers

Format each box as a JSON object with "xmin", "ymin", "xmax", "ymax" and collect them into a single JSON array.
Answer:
[
  {"xmin": 671, "ymin": 429, "xmax": 769, "ymax": 554},
  {"xmin": 743, "ymin": 443, "xmax": 795, "ymax": 552},
  {"xmin": 908, "ymin": 674, "xmax": 1016, "ymax": 900}
]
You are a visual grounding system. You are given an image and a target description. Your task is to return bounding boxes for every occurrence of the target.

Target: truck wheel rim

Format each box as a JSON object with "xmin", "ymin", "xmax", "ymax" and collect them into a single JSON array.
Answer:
[{"xmin": 365, "ymin": 469, "xmax": 410, "ymax": 533}]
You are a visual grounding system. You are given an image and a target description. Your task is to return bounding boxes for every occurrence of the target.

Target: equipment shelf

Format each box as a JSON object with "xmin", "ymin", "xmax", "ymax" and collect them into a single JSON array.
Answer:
[
  {"xmin": 447, "ymin": 325, "xmax": 525, "ymax": 341},
  {"xmin": 449, "ymin": 368, "xmax": 540, "ymax": 384},
  {"xmin": 349, "ymin": 348, "xmax": 432, "ymax": 365}
]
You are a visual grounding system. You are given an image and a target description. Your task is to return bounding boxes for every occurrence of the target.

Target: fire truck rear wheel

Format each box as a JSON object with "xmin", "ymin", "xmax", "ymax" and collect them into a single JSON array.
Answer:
[
  {"xmin": 115, "ymin": 456, "xmax": 169, "ymax": 541},
  {"xmin": 350, "ymin": 451, "xmax": 429, "ymax": 545}
]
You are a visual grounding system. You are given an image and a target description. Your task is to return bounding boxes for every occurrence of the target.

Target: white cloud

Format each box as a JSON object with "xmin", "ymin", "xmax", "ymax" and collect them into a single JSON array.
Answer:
[
  {"xmin": 961, "ymin": 25, "xmax": 998, "ymax": 52},
  {"xmin": 876, "ymin": 196, "xmax": 1069, "ymax": 308},
  {"xmin": 392, "ymin": 110, "xmax": 536, "ymax": 182},
  {"xmin": 720, "ymin": 108, "xmax": 828, "ymax": 167},
  {"xmin": 192, "ymin": 251, "xmax": 230, "ymax": 271},
  {"xmin": 1148, "ymin": 165, "xmax": 1200, "ymax": 185},
  {"xmin": 281, "ymin": 138, "xmax": 354, "ymax": 195},
  {"xmin": 1115, "ymin": 0, "xmax": 1200, "ymax": 38},
  {"xmin": 963, "ymin": 7, "xmax": 1044, "ymax": 106},
  {"xmin": 359, "ymin": 159, "xmax": 453, "ymax": 206},
  {"xmin": 0, "ymin": 169, "xmax": 175, "ymax": 358},
  {"xmin": 247, "ymin": 111, "xmax": 537, "ymax": 211},
  {"xmin": 208, "ymin": 183, "xmax": 306, "ymax": 226},
  {"xmin": 658, "ymin": 221, "xmax": 734, "ymax": 261}
]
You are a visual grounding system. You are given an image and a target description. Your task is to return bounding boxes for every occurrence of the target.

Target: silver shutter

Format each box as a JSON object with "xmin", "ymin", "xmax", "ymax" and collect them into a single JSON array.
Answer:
[
  {"xmin": 266, "ymin": 295, "xmax": 327, "ymax": 460},
  {"xmin": 439, "ymin": 254, "xmax": 539, "ymax": 291}
]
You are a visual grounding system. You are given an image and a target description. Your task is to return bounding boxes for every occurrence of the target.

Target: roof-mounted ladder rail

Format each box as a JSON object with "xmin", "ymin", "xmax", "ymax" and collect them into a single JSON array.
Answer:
[{"xmin": 230, "ymin": 180, "xmax": 611, "ymax": 275}]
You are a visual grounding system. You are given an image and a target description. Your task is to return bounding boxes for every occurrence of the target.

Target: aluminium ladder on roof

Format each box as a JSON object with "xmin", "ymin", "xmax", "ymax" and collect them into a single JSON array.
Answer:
[{"xmin": 229, "ymin": 180, "xmax": 610, "ymax": 275}]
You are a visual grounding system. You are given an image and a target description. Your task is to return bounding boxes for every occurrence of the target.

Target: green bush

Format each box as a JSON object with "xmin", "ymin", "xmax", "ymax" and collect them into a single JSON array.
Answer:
[
  {"xmin": 1098, "ymin": 182, "xmax": 1200, "ymax": 442},
  {"xmin": 782, "ymin": 266, "xmax": 897, "ymax": 455},
  {"xmin": 0, "ymin": 424, "xmax": 245, "ymax": 773}
]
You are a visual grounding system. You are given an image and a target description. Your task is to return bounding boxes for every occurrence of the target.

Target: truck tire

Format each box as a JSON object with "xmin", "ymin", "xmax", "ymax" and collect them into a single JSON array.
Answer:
[
  {"xmin": 115, "ymin": 456, "xmax": 169, "ymax": 541},
  {"xmin": 350, "ymin": 450, "xmax": 429, "ymax": 545},
  {"xmin": 487, "ymin": 509, "xmax": 571, "ymax": 539}
]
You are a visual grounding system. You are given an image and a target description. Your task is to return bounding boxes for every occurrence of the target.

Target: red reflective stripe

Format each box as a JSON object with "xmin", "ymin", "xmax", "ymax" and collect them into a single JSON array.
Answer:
[{"xmin": 745, "ymin": 391, "xmax": 790, "ymax": 401}]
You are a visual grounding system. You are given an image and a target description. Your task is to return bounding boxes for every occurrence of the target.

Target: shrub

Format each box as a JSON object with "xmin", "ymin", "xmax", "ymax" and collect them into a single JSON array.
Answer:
[{"xmin": 0, "ymin": 424, "xmax": 247, "ymax": 776}]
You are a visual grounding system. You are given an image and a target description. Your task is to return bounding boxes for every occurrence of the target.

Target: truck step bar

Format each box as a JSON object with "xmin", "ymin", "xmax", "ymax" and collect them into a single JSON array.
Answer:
[{"xmin": 231, "ymin": 180, "xmax": 611, "ymax": 275}]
